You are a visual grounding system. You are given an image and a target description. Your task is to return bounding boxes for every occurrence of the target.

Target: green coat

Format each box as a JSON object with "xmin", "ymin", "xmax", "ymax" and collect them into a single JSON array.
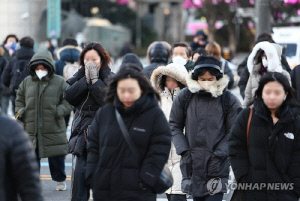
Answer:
[{"xmin": 15, "ymin": 50, "xmax": 73, "ymax": 158}]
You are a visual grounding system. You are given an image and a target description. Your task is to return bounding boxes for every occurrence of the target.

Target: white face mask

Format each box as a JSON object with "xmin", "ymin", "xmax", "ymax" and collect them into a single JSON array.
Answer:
[
  {"xmin": 172, "ymin": 56, "xmax": 187, "ymax": 66},
  {"xmin": 198, "ymin": 80, "xmax": 216, "ymax": 91},
  {"xmin": 262, "ymin": 57, "xmax": 268, "ymax": 68},
  {"xmin": 35, "ymin": 70, "xmax": 48, "ymax": 80}
]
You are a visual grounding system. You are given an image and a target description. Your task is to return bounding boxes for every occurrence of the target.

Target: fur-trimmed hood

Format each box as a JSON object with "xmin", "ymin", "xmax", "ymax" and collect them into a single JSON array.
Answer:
[
  {"xmin": 56, "ymin": 45, "xmax": 82, "ymax": 60},
  {"xmin": 247, "ymin": 41, "xmax": 283, "ymax": 74},
  {"xmin": 186, "ymin": 72, "xmax": 229, "ymax": 97},
  {"xmin": 151, "ymin": 63, "xmax": 188, "ymax": 93}
]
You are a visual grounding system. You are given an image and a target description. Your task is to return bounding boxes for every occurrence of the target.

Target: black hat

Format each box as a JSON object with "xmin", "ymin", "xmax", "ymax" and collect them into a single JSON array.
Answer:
[{"xmin": 192, "ymin": 56, "xmax": 222, "ymax": 80}]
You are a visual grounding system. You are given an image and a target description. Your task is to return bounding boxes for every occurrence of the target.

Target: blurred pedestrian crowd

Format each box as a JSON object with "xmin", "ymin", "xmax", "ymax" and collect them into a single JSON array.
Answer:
[{"xmin": 0, "ymin": 30, "xmax": 300, "ymax": 201}]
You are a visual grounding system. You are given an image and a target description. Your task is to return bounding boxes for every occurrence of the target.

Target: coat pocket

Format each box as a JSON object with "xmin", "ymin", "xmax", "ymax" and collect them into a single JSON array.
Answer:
[{"xmin": 207, "ymin": 154, "xmax": 228, "ymax": 178}]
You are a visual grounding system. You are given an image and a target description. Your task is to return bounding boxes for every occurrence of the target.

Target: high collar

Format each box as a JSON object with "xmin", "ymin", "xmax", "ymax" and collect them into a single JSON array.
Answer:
[
  {"xmin": 16, "ymin": 47, "xmax": 35, "ymax": 60},
  {"xmin": 255, "ymin": 104, "xmax": 297, "ymax": 124},
  {"xmin": 114, "ymin": 91, "xmax": 158, "ymax": 116},
  {"xmin": 186, "ymin": 72, "xmax": 229, "ymax": 98}
]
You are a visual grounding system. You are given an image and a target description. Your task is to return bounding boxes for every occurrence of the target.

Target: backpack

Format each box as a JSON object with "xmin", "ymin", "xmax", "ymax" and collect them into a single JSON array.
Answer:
[
  {"xmin": 63, "ymin": 62, "xmax": 80, "ymax": 81},
  {"xmin": 182, "ymin": 89, "xmax": 232, "ymax": 124},
  {"xmin": 10, "ymin": 59, "xmax": 30, "ymax": 94}
]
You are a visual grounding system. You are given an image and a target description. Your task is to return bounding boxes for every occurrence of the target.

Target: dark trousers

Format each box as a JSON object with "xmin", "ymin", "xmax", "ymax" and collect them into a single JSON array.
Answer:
[
  {"xmin": 35, "ymin": 148, "xmax": 66, "ymax": 182},
  {"xmin": 0, "ymin": 93, "xmax": 9, "ymax": 114},
  {"xmin": 71, "ymin": 152, "xmax": 90, "ymax": 201},
  {"xmin": 193, "ymin": 193, "xmax": 223, "ymax": 201},
  {"xmin": 166, "ymin": 194, "xmax": 187, "ymax": 201}
]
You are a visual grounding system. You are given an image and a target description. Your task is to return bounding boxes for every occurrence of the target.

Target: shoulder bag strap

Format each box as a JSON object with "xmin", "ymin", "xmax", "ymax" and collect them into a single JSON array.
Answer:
[
  {"xmin": 115, "ymin": 108, "xmax": 142, "ymax": 163},
  {"xmin": 247, "ymin": 108, "xmax": 253, "ymax": 151}
]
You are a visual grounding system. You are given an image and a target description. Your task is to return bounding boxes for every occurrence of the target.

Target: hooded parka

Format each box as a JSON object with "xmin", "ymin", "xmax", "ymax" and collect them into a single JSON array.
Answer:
[
  {"xmin": 229, "ymin": 106, "xmax": 300, "ymax": 201},
  {"xmin": 243, "ymin": 42, "xmax": 291, "ymax": 107},
  {"xmin": 55, "ymin": 45, "xmax": 82, "ymax": 77},
  {"xmin": 86, "ymin": 92, "xmax": 171, "ymax": 201},
  {"xmin": 169, "ymin": 73, "xmax": 242, "ymax": 197},
  {"xmin": 151, "ymin": 63, "xmax": 188, "ymax": 195},
  {"xmin": 15, "ymin": 50, "xmax": 73, "ymax": 158}
]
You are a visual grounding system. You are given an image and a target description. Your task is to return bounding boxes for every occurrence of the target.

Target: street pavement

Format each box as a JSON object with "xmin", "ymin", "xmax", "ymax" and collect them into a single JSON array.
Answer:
[{"xmin": 6, "ymin": 53, "xmax": 247, "ymax": 201}]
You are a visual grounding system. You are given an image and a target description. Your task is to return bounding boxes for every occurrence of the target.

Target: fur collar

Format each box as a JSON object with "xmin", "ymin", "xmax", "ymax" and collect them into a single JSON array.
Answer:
[
  {"xmin": 247, "ymin": 41, "xmax": 282, "ymax": 74},
  {"xmin": 56, "ymin": 45, "xmax": 82, "ymax": 59},
  {"xmin": 151, "ymin": 63, "xmax": 188, "ymax": 93},
  {"xmin": 186, "ymin": 72, "xmax": 229, "ymax": 97}
]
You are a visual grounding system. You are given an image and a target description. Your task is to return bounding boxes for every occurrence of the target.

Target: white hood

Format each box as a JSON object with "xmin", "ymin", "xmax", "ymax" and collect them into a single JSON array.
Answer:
[{"xmin": 247, "ymin": 41, "xmax": 283, "ymax": 74}]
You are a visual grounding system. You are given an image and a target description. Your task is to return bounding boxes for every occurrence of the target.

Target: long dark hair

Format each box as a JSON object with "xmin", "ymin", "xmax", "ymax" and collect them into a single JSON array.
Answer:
[
  {"xmin": 105, "ymin": 64, "xmax": 161, "ymax": 103},
  {"xmin": 79, "ymin": 42, "xmax": 111, "ymax": 70},
  {"xmin": 252, "ymin": 72, "xmax": 299, "ymax": 118}
]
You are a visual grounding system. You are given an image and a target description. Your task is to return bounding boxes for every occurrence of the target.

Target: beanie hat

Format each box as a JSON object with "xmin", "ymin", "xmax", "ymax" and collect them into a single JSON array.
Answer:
[{"xmin": 191, "ymin": 56, "xmax": 222, "ymax": 80}]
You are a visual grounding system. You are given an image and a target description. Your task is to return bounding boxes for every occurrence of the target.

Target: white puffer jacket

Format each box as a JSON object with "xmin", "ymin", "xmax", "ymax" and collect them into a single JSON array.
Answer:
[
  {"xmin": 151, "ymin": 63, "xmax": 188, "ymax": 195},
  {"xmin": 243, "ymin": 42, "xmax": 291, "ymax": 108}
]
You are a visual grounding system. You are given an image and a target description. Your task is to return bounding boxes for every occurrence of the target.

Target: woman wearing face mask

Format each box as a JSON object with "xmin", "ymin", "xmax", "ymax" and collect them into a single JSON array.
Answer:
[
  {"xmin": 15, "ymin": 50, "xmax": 73, "ymax": 191},
  {"xmin": 169, "ymin": 56, "xmax": 241, "ymax": 201},
  {"xmin": 2, "ymin": 34, "xmax": 18, "ymax": 61},
  {"xmin": 243, "ymin": 41, "xmax": 291, "ymax": 108},
  {"xmin": 151, "ymin": 63, "xmax": 188, "ymax": 201},
  {"xmin": 0, "ymin": 34, "xmax": 18, "ymax": 114},
  {"xmin": 229, "ymin": 72, "xmax": 300, "ymax": 201},
  {"xmin": 86, "ymin": 64, "xmax": 171, "ymax": 201},
  {"xmin": 64, "ymin": 42, "xmax": 113, "ymax": 201}
]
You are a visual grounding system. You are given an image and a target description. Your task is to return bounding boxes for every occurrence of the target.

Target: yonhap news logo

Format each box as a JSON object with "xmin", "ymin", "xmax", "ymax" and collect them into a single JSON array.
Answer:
[
  {"xmin": 207, "ymin": 178, "xmax": 223, "ymax": 195},
  {"xmin": 207, "ymin": 178, "xmax": 294, "ymax": 194}
]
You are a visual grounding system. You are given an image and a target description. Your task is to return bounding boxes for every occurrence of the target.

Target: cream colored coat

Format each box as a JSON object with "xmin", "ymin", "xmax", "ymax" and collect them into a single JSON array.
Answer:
[{"xmin": 151, "ymin": 63, "xmax": 188, "ymax": 195}]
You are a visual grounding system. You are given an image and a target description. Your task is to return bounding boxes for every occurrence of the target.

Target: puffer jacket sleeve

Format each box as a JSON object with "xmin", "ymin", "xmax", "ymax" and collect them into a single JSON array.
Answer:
[
  {"xmin": 290, "ymin": 66, "xmax": 297, "ymax": 90},
  {"xmin": 64, "ymin": 76, "xmax": 89, "ymax": 107},
  {"xmin": 228, "ymin": 108, "xmax": 251, "ymax": 183},
  {"xmin": 86, "ymin": 108, "xmax": 102, "ymax": 185},
  {"xmin": 15, "ymin": 79, "xmax": 26, "ymax": 118},
  {"xmin": 213, "ymin": 93, "xmax": 241, "ymax": 157},
  {"xmin": 169, "ymin": 89, "xmax": 190, "ymax": 155},
  {"xmin": 242, "ymin": 75, "xmax": 253, "ymax": 108},
  {"xmin": 282, "ymin": 69, "xmax": 291, "ymax": 86},
  {"xmin": 224, "ymin": 61, "xmax": 234, "ymax": 89},
  {"xmin": 0, "ymin": 57, "xmax": 7, "ymax": 79},
  {"xmin": 88, "ymin": 78, "xmax": 106, "ymax": 106},
  {"xmin": 2, "ymin": 59, "xmax": 13, "ymax": 87},
  {"xmin": 288, "ymin": 116, "xmax": 300, "ymax": 197},
  {"xmin": 238, "ymin": 67, "xmax": 250, "ymax": 99},
  {"xmin": 56, "ymin": 80, "xmax": 73, "ymax": 117},
  {"xmin": 5, "ymin": 117, "xmax": 43, "ymax": 201},
  {"xmin": 281, "ymin": 55, "xmax": 291, "ymax": 73},
  {"xmin": 139, "ymin": 108, "xmax": 171, "ymax": 187},
  {"xmin": 237, "ymin": 56, "xmax": 248, "ymax": 76}
]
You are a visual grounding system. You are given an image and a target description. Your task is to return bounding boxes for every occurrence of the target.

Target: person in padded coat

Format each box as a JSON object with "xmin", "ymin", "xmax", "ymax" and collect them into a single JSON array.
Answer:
[
  {"xmin": 64, "ymin": 42, "xmax": 113, "ymax": 201},
  {"xmin": 0, "ymin": 111, "xmax": 43, "ymax": 201},
  {"xmin": 243, "ymin": 41, "xmax": 291, "ymax": 108},
  {"xmin": 229, "ymin": 72, "xmax": 300, "ymax": 201},
  {"xmin": 151, "ymin": 63, "xmax": 189, "ymax": 201},
  {"xmin": 169, "ymin": 56, "xmax": 242, "ymax": 201},
  {"xmin": 86, "ymin": 64, "xmax": 171, "ymax": 201},
  {"xmin": 15, "ymin": 50, "xmax": 73, "ymax": 191}
]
